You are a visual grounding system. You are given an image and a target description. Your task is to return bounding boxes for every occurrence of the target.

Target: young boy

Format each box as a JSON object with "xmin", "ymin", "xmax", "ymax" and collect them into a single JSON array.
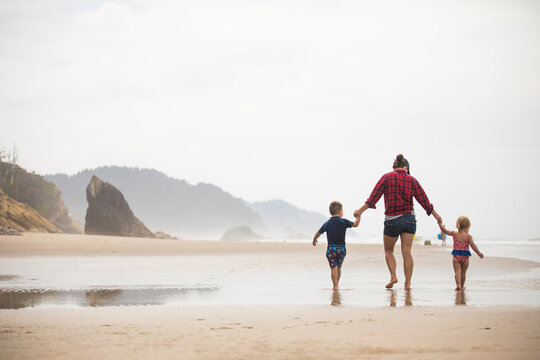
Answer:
[{"xmin": 313, "ymin": 201, "xmax": 360, "ymax": 290}]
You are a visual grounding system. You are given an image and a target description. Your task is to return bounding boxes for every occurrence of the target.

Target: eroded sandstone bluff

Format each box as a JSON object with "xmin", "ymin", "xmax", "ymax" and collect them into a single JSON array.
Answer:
[
  {"xmin": 0, "ymin": 161, "xmax": 81, "ymax": 234},
  {"xmin": 84, "ymin": 175, "xmax": 154, "ymax": 238},
  {"xmin": 0, "ymin": 187, "xmax": 59, "ymax": 234}
]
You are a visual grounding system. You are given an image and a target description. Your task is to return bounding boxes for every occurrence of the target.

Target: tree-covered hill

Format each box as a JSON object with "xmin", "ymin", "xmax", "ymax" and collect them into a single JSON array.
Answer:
[{"xmin": 46, "ymin": 166, "xmax": 265, "ymax": 239}]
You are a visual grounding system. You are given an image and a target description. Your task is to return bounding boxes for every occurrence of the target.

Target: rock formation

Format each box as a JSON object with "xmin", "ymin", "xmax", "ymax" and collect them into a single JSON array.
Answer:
[
  {"xmin": 0, "ymin": 162, "xmax": 81, "ymax": 234},
  {"xmin": 221, "ymin": 226, "xmax": 264, "ymax": 241},
  {"xmin": 0, "ymin": 225, "xmax": 22, "ymax": 235},
  {"xmin": 154, "ymin": 231, "xmax": 176, "ymax": 240},
  {"xmin": 0, "ymin": 187, "xmax": 59, "ymax": 233},
  {"xmin": 84, "ymin": 175, "xmax": 154, "ymax": 238}
]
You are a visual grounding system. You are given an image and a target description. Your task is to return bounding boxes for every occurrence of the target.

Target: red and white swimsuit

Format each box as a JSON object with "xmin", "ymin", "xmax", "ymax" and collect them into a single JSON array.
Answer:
[{"xmin": 451, "ymin": 233, "xmax": 472, "ymax": 265}]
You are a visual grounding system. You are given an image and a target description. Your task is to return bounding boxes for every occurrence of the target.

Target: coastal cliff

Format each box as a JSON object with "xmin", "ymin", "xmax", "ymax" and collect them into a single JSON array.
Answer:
[
  {"xmin": 0, "ymin": 162, "xmax": 81, "ymax": 234},
  {"xmin": 0, "ymin": 187, "xmax": 59, "ymax": 233}
]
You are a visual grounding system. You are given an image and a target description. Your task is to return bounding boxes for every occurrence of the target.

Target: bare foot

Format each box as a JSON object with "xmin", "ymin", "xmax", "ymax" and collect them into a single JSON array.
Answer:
[
  {"xmin": 333, "ymin": 286, "xmax": 339, "ymax": 290},
  {"xmin": 455, "ymin": 286, "xmax": 461, "ymax": 291},
  {"xmin": 404, "ymin": 285, "xmax": 411, "ymax": 290},
  {"xmin": 385, "ymin": 278, "xmax": 398, "ymax": 288}
]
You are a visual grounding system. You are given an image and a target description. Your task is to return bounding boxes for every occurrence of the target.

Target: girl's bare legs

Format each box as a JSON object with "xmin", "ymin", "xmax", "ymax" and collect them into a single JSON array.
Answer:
[
  {"xmin": 453, "ymin": 257, "xmax": 462, "ymax": 290},
  {"xmin": 383, "ymin": 234, "xmax": 399, "ymax": 288},
  {"xmin": 460, "ymin": 260, "xmax": 469, "ymax": 289},
  {"xmin": 400, "ymin": 232, "xmax": 414, "ymax": 290},
  {"xmin": 330, "ymin": 267, "xmax": 339, "ymax": 290}
]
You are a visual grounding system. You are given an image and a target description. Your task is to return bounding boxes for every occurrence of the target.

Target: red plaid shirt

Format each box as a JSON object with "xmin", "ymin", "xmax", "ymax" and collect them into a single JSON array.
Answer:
[{"xmin": 365, "ymin": 169, "xmax": 434, "ymax": 216}]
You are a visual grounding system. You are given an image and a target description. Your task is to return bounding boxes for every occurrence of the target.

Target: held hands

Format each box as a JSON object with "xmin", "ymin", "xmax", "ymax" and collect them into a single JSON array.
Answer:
[
  {"xmin": 354, "ymin": 204, "xmax": 369, "ymax": 219},
  {"xmin": 433, "ymin": 211, "xmax": 443, "ymax": 224}
]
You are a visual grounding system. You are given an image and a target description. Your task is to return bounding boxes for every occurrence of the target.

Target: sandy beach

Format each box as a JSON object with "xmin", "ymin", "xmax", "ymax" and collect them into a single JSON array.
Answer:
[{"xmin": 1, "ymin": 233, "xmax": 539, "ymax": 359}]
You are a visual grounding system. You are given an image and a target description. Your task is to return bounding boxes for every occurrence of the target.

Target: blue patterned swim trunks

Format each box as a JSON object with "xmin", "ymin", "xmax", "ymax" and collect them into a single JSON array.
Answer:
[{"xmin": 326, "ymin": 245, "xmax": 346, "ymax": 268}]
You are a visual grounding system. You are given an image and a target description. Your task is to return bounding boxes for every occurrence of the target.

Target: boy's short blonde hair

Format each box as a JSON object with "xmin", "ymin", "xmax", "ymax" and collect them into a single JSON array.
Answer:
[
  {"xmin": 456, "ymin": 216, "xmax": 471, "ymax": 231},
  {"xmin": 329, "ymin": 201, "xmax": 342, "ymax": 216}
]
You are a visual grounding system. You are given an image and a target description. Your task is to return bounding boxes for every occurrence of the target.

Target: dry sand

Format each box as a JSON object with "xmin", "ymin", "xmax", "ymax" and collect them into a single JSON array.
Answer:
[{"xmin": 1, "ymin": 233, "xmax": 539, "ymax": 359}]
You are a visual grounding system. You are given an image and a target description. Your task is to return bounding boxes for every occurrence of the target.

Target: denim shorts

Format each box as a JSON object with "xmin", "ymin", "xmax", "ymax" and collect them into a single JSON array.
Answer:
[{"xmin": 383, "ymin": 213, "xmax": 417, "ymax": 237}]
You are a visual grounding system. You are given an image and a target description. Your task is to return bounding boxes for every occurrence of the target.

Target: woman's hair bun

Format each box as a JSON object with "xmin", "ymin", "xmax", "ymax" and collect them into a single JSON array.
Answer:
[{"xmin": 393, "ymin": 154, "xmax": 408, "ymax": 170}]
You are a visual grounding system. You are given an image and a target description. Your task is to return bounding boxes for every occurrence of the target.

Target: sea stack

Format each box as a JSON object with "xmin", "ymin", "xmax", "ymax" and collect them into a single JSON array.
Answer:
[{"xmin": 84, "ymin": 175, "xmax": 154, "ymax": 238}]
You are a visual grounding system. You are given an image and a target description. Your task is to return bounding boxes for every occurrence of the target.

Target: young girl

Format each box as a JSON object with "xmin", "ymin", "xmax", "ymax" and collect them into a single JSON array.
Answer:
[{"xmin": 439, "ymin": 216, "xmax": 484, "ymax": 290}]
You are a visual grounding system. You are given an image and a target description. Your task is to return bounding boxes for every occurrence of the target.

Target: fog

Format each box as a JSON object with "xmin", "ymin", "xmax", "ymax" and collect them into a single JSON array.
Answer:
[{"xmin": 1, "ymin": 0, "xmax": 539, "ymax": 239}]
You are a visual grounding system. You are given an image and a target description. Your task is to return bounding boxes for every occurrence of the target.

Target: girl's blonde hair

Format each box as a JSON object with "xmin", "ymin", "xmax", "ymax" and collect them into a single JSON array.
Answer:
[{"xmin": 456, "ymin": 216, "xmax": 471, "ymax": 231}]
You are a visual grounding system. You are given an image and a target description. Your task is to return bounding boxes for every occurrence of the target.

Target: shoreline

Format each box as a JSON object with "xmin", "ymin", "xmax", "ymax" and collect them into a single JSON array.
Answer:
[
  {"xmin": 1, "ymin": 233, "xmax": 539, "ymax": 261},
  {"xmin": 0, "ymin": 232, "xmax": 386, "ymax": 257}
]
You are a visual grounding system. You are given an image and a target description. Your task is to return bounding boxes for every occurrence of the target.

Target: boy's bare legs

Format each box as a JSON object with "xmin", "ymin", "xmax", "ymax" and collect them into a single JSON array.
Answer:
[
  {"xmin": 337, "ymin": 267, "xmax": 342, "ymax": 284},
  {"xmin": 453, "ymin": 258, "xmax": 462, "ymax": 290},
  {"xmin": 460, "ymin": 261, "xmax": 469, "ymax": 289},
  {"xmin": 383, "ymin": 234, "xmax": 399, "ymax": 288},
  {"xmin": 400, "ymin": 232, "xmax": 414, "ymax": 290},
  {"xmin": 330, "ymin": 267, "xmax": 339, "ymax": 290}
]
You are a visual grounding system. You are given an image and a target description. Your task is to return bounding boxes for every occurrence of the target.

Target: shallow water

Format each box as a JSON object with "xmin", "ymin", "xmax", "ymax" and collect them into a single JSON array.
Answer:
[
  {"xmin": 0, "ymin": 285, "xmax": 538, "ymax": 309},
  {"xmin": 0, "ymin": 254, "xmax": 538, "ymax": 309}
]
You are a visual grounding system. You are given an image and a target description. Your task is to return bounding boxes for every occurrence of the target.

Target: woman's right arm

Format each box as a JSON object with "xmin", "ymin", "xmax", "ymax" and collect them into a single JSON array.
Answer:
[
  {"xmin": 354, "ymin": 203, "xmax": 369, "ymax": 218},
  {"xmin": 357, "ymin": 174, "xmax": 386, "ymax": 215}
]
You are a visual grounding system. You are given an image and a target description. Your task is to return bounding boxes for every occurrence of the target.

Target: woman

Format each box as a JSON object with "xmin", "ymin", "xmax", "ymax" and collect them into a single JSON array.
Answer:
[{"xmin": 354, "ymin": 154, "xmax": 442, "ymax": 290}]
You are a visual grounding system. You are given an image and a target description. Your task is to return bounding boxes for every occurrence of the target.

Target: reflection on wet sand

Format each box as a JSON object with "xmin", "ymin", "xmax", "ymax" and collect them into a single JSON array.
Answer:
[
  {"xmin": 388, "ymin": 289, "xmax": 413, "ymax": 307},
  {"xmin": 405, "ymin": 290, "xmax": 412, "ymax": 306},
  {"xmin": 455, "ymin": 290, "xmax": 467, "ymax": 306},
  {"xmin": 86, "ymin": 289, "xmax": 123, "ymax": 307},
  {"xmin": 331, "ymin": 290, "xmax": 341, "ymax": 306},
  {"xmin": 0, "ymin": 289, "xmax": 58, "ymax": 309},
  {"xmin": 0, "ymin": 287, "xmax": 219, "ymax": 309}
]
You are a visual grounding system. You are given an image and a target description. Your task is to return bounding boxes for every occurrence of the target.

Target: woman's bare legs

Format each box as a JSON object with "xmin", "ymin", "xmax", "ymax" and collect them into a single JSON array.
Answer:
[
  {"xmin": 453, "ymin": 257, "xmax": 462, "ymax": 290},
  {"xmin": 383, "ymin": 234, "xmax": 399, "ymax": 288},
  {"xmin": 400, "ymin": 232, "xmax": 414, "ymax": 290},
  {"xmin": 460, "ymin": 260, "xmax": 469, "ymax": 289}
]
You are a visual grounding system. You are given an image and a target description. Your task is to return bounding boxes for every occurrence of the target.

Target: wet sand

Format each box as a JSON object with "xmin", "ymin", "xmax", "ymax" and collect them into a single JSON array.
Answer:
[
  {"xmin": 1, "ymin": 233, "xmax": 539, "ymax": 359},
  {"xmin": 2, "ymin": 305, "xmax": 539, "ymax": 360}
]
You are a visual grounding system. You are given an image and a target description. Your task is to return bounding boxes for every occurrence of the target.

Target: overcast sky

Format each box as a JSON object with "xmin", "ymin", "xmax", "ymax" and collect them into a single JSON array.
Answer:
[{"xmin": 1, "ymin": 0, "xmax": 539, "ymax": 239}]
